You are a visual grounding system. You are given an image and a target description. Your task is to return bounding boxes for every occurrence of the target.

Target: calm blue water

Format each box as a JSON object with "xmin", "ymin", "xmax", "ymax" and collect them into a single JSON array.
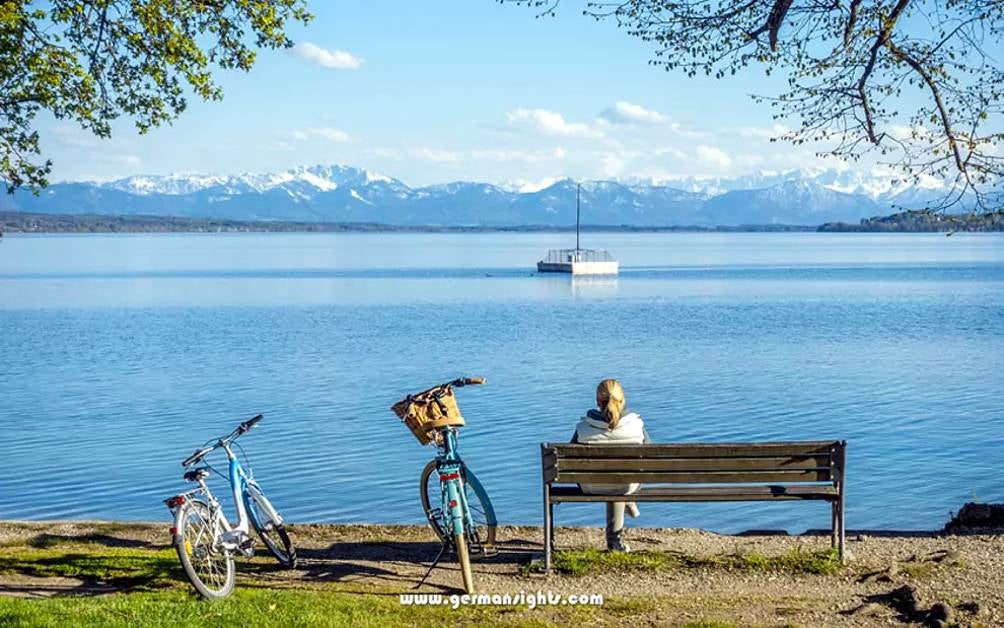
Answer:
[{"xmin": 1, "ymin": 232, "xmax": 1002, "ymax": 533}]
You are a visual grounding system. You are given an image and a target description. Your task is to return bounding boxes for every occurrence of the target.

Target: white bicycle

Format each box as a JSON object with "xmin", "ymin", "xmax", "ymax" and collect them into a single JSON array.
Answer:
[{"xmin": 164, "ymin": 414, "xmax": 296, "ymax": 599}]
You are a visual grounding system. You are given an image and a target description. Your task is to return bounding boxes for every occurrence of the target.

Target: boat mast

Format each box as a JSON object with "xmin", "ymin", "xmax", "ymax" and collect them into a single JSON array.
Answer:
[{"xmin": 576, "ymin": 182, "xmax": 580, "ymax": 252}]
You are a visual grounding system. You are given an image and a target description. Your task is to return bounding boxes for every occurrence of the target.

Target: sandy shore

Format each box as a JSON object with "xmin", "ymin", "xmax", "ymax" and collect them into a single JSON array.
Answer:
[{"xmin": 0, "ymin": 520, "xmax": 1001, "ymax": 626}]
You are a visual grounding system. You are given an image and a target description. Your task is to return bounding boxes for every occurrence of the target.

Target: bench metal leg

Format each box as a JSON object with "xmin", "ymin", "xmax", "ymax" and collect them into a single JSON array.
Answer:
[
  {"xmin": 543, "ymin": 483, "xmax": 552, "ymax": 573},
  {"xmin": 831, "ymin": 502, "xmax": 838, "ymax": 549},
  {"xmin": 549, "ymin": 502, "xmax": 555, "ymax": 548},
  {"xmin": 837, "ymin": 443, "xmax": 847, "ymax": 563},
  {"xmin": 838, "ymin": 491, "xmax": 846, "ymax": 563}
]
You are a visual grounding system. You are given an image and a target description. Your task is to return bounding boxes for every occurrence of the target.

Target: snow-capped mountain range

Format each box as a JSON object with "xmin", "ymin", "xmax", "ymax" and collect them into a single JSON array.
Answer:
[{"xmin": 1, "ymin": 164, "xmax": 953, "ymax": 226}]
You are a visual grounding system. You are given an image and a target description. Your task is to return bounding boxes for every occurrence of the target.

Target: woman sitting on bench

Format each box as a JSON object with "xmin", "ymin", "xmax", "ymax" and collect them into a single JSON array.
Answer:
[{"xmin": 571, "ymin": 379, "xmax": 651, "ymax": 552}]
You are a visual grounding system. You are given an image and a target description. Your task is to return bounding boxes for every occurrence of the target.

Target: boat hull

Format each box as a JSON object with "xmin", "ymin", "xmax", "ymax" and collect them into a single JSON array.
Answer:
[{"xmin": 537, "ymin": 261, "xmax": 619, "ymax": 275}]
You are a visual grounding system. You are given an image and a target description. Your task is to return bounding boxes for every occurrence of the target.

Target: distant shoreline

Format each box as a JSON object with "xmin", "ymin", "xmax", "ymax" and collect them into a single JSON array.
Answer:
[
  {"xmin": 0, "ymin": 211, "xmax": 816, "ymax": 234},
  {"xmin": 2, "ymin": 209, "xmax": 1002, "ymax": 234}
]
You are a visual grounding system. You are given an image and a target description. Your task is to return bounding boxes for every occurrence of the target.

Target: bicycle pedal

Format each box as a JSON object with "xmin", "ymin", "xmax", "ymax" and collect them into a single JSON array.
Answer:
[{"xmin": 239, "ymin": 537, "xmax": 255, "ymax": 554}]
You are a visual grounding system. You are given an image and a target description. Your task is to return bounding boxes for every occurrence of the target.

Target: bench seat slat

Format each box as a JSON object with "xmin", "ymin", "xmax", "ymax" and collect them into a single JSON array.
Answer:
[
  {"xmin": 544, "ymin": 442, "xmax": 840, "ymax": 459},
  {"xmin": 548, "ymin": 484, "xmax": 838, "ymax": 502},
  {"xmin": 553, "ymin": 469, "xmax": 832, "ymax": 484}
]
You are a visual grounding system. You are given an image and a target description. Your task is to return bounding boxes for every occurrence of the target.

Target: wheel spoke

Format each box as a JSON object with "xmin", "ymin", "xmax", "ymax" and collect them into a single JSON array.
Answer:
[{"xmin": 180, "ymin": 503, "xmax": 232, "ymax": 594}]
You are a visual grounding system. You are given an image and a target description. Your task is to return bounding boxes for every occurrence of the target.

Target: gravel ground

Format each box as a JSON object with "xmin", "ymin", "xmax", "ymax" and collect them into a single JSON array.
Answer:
[{"xmin": 0, "ymin": 520, "xmax": 1001, "ymax": 626}]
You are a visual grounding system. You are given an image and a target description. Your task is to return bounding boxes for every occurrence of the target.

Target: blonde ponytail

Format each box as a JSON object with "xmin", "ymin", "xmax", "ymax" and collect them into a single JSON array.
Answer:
[{"xmin": 596, "ymin": 379, "xmax": 626, "ymax": 430}]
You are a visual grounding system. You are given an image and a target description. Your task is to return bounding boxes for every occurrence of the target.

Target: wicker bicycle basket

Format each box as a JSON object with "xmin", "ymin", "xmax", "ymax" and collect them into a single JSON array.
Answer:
[{"xmin": 391, "ymin": 385, "xmax": 465, "ymax": 445}]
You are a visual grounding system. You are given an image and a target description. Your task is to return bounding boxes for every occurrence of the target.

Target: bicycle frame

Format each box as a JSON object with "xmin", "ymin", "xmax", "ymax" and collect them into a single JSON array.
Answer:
[
  {"xmin": 170, "ymin": 440, "xmax": 279, "ymax": 553},
  {"xmin": 434, "ymin": 427, "xmax": 497, "ymax": 542}
]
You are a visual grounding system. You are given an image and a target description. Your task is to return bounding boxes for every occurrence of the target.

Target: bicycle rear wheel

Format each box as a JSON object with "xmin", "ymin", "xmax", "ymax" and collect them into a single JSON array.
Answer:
[
  {"xmin": 244, "ymin": 484, "xmax": 297, "ymax": 568},
  {"xmin": 174, "ymin": 499, "xmax": 235, "ymax": 599},
  {"xmin": 420, "ymin": 460, "xmax": 496, "ymax": 554}
]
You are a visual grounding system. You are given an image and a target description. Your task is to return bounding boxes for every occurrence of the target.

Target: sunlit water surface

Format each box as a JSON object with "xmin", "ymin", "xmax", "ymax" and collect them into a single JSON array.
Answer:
[{"xmin": 1, "ymin": 232, "xmax": 1002, "ymax": 533}]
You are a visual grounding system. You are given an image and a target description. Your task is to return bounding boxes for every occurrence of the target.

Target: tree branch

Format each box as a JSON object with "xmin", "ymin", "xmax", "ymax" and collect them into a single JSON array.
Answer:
[
  {"xmin": 89, "ymin": 4, "xmax": 110, "ymax": 73},
  {"xmin": 844, "ymin": 0, "xmax": 862, "ymax": 47},
  {"xmin": 749, "ymin": 0, "xmax": 794, "ymax": 51},
  {"xmin": 886, "ymin": 40, "xmax": 965, "ymax": 173},
  {"xmin": 856, "ymin": 0, "xmax": 911, "ymax": 143}
]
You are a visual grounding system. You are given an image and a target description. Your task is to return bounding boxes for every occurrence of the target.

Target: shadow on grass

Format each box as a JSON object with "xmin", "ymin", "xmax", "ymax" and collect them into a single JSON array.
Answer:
[
  {"xmin": 26, "ymin": 533, "xmax": 156, "ymax": 550},
  {"xmin": 304, "ymin": 536, "xmax": 539, "ymax": 565},
  {"xmin": 0, "ymin": 550, "xmax": 180, "ymax": 597},
  {"xmin": 245, "ymin": 536, "xmax": 545, "ymax": 593}
]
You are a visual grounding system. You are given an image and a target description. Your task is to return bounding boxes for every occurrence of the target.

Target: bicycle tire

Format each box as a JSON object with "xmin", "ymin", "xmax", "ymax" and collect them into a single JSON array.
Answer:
[
  {"xmin": 174, "ymin": 499, "xmax": 235, "ymax": 599},
  {"xmin": 243, "ymin": 486, "xmax": 298, "ymax": 568},
  {"xmin": 420, "ymin": 460, "xmax": 496, "ymax": 553},
  {"xmin": 455, "ymin": 531, "xmax": 474, "ymax": 594}
]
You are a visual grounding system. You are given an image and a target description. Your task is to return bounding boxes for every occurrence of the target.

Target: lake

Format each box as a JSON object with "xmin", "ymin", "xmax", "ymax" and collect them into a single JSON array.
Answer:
[{"xmin": 1, "ymin": 232, "xmax": 1002, "ymax": 533}]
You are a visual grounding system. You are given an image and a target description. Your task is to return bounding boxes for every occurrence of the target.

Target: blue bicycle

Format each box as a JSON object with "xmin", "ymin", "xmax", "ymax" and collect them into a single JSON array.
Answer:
[
  {"xmin": 393, "ymin": 377, "xmax": 497, "ymax": 593},
  {"xmin": 164, "ymin": 414, "xmax": 296, "ymax": 599}
]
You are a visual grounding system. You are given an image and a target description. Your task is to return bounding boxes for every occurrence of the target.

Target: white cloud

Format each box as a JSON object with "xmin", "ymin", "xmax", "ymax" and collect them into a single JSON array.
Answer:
[
  {"xmin": 290, "ymin": 127, "xmax": 350, "ymax": 143},
  {"xmin": 887, "ymin": 124, "xmax": 933, "ymax": 141},
  {"xmin": 367, "ymin": 147, "xmax": 404, "ymax": 159},
  {"xmin": 695, "ymin": 145, "xmax": 732, "ymax": 169},
  {"xmin": 91, "ymin": 152, "xmax": 141, "ymax": 166},
  {"xmin": 505, "ymin": 108, "xmax": 603, "ymax": 139},
  {"xmin": 654, "ymin": 146, "xmax": 686, "ymax": 159},
  {"xmin": 735, "ymin": 123, "xmax": 790, "ymax": 139},
  {"xmin": 291, "ymin": 43, "xmax": 363, "ymax": 70},
  {"xmin": 468, "ymin": 147, "xmax": 568, "ymax": 163},
  {"xmin": 51, "ymin": 124, "xmax": 101, "ymax": 148},
  {"xmin": 599, "ymin": 101, "xmax": 670, "ymax": 125},
  {"xmin": 412, "ymin": 148, "xmax": 459, "ymax": 163},
  {"xmin": 312, "ymin": 128, "xmax": 350, "ymax": 142},
  {"xmin": 601, "ymin": 154, "xmax": 625, "ymax": 177}
]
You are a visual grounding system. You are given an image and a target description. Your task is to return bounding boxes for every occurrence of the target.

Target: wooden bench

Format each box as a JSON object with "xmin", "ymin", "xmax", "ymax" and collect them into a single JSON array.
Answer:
[{"xmin": 540, "ymin": 440, "xmax": 847, "ymax": 571}]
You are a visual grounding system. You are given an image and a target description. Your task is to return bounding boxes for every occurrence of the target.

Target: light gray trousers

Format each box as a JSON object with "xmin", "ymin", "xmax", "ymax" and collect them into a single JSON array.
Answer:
[{"xmin": 606, "ymin": 502, "xmax": 625, "ymax": 538}]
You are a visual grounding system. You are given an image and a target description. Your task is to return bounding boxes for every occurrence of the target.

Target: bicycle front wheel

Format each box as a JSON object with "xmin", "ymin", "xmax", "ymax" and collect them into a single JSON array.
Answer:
[
  {"xmin": 174, "ymin": 499, "xmax": 235, "ymax": 599},
  {"xmin": 244, "ymin": 484, "xmax": 297, "ymax": 568},
  {"xmin": 420, "ymin": 461, "xmax": 496, "ymax": 553},
  {"xmin": 455, "ymin": 531, "xmax": 474, "ymax": 594}
]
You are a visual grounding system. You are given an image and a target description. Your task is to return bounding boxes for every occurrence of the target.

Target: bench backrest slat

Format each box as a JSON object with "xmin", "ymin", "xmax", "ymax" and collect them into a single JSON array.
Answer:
[
  {"xmin": 542, "ymin": 441, "xmax": 845, "ymax": 486},
  {"xmin": 549, "ymin": 442, "xmax": 837, "ymax": 458},
  {"xmin": 556, "ymin": 455, "xmax": 832, "ymax": 472},
  {"xmin": 552, "ymin": 470, "xmax": 832, "ymax": 484}
]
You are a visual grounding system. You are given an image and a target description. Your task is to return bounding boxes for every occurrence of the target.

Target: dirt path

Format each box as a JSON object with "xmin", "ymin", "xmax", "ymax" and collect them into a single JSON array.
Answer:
[{"xmin": 1, "ymin": 521, "xmax": 1001, "ymax": 626}]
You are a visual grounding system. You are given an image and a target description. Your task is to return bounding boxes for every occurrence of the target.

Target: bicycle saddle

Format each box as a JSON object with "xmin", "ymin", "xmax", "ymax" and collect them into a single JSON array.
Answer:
[{"xmin": 183, "ymin": 467, "xmax": 210, "ymax": 483}]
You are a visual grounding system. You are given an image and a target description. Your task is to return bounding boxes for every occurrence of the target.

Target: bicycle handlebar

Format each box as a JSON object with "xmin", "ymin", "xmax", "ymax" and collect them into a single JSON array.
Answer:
[
  {"xmin": 181, "ymin": 414, "xmax": 263, "ymax": 467},
  {"xmin": 450, "ymin": 376, "xmax": 486, "ymax": 388},
  {"xmin": 238, "ymin": 414, "xmax": 263, "ymax": 434}
]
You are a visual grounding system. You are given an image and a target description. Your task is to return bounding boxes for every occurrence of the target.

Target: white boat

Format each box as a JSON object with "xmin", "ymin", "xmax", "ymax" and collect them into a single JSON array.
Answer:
[
  {"xmin": 537, "ymin": 183, "xmax": 619, "ymax": 275},
  {"xmin": 537, "ymin": 248, "xmax": 619, "ymax": 275}
]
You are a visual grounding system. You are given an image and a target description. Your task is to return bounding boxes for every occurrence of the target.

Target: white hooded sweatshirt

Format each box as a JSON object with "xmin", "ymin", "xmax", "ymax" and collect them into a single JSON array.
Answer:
[{"xmin": 573, "ymin": 409, "xmax": 646, "ymax": 495}]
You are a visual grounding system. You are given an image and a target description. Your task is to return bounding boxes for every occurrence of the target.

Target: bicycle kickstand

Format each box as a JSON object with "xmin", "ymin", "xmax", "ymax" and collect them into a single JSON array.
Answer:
[{"xmin": 414, "ymin": 541, "xmax": 450, "ymax": 590}]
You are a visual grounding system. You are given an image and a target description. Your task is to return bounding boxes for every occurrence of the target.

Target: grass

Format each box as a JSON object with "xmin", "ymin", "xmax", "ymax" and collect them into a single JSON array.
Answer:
[
  {"xmin": 525, "ymin": 547, "xmax": 841, "ymax": 577},
  {"xmin": 0, "ymin": 535, "xmax": 748, "ymax": 628},
  {"xmin": 0, "ymin": 544, "xmax": 180, "ymax": 591},
  {"xmin": 522, "ymin": 548, "xmax": 673, "ymax": 576},
  {"xmin": 0, "ymin": 587, "xmax": 476, "ymax": 628},
  {"xmin": 0, "ymin": 589, "xmax": 758, "ymax": 628}
]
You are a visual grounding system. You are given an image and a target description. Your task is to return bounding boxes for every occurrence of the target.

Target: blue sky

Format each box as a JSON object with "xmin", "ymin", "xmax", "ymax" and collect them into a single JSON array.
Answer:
[{"xmin": 38, "ymin": 1, "xmax": 876, "ymax": 186}]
